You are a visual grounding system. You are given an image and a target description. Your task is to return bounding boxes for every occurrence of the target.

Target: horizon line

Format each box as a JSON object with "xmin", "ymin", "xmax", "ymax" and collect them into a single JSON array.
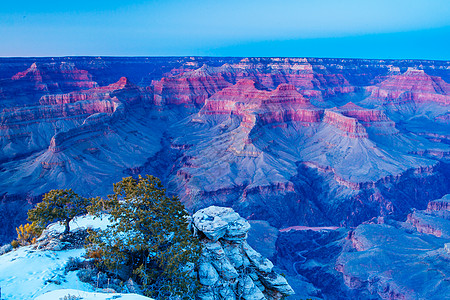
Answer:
[{"xmin": 0, "ymin": 55, "xmax": 448, "ymax": 62}]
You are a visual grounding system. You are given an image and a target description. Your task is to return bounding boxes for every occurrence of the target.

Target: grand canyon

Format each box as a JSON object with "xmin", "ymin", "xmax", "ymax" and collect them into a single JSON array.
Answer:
[{"xmin": 0, "ymin": 56, "xmax": 449, "ymax": 299}]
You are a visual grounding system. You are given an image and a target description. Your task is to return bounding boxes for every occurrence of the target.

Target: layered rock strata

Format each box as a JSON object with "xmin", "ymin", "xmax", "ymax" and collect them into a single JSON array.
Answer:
[
  {"xmin": 365, "ymin": 68, "xmax": 450, "ymax": 117},
  {"xmin": 192, "ymin": 206, "xmax": 294, "ymax": 300}
]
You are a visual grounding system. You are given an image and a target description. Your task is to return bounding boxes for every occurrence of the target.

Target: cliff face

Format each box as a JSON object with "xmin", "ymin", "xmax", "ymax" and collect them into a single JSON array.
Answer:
[
  {"xmin": 0, "ymin": 62, "xmax": 98, "ymax": 108},
  {"xmin": 0, "ymin": 56, "xmax": 449, "ymax": 245}
]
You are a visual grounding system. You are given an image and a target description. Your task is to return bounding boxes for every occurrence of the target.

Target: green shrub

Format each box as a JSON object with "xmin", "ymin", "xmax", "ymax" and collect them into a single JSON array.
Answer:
[
  {"xmin": 86, "ymin": 175, "xmax": 201, "ymax": 299},
  {"xmin": 64, "ymin": 257, "xmax": 84, "ymax": 273}
]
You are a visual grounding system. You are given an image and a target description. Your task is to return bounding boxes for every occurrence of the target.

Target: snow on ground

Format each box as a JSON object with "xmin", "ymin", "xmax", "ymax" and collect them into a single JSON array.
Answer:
[
  {"xmin": 0, "ymin": 245, "xmax": 90, "ymax": 299},
  {"xmin": 35, "ymin": 289, "xmax": 151, "ymax": 300},
  {"xmin": 0, "ymin": 214, "xmax": 120, "ymax": 300}
]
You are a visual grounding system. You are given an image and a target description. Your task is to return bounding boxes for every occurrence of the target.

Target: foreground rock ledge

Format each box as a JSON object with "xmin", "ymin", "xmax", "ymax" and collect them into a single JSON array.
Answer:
[{"xmin": 192, "ymin": 206, "xmax": 295, "ymax": 300}]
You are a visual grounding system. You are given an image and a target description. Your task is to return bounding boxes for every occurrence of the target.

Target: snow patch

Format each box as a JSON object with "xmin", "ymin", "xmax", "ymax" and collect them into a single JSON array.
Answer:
[{"xmin": 34, "ymin": 288, "xmax": 152, "ymax": 299}]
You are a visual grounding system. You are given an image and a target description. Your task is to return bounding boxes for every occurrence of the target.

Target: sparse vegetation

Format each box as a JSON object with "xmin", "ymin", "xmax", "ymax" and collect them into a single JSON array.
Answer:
[
  {"xmin": 28, "ymin": 189, "xmax": 90, "ymax": 234},
  {"xmin": 16, "ymin": 175, "xmax": 200, "ymax": 298},
  {"xmin": 64, "ymin": 256, "xmax": 84, "ymax": 273},
  {"xmin": 14, "ymin": 222, "xmax": 41, "ymax": 246}
]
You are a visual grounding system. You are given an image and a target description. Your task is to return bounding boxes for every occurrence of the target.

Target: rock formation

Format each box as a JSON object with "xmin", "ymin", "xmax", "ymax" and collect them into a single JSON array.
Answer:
[
  {"xmin": 192, "ymin": 206, "xmax": 294, "ymax": 300},
  {"xmin": 406, "ymin": 194, "xmax": 450, "ymax": 238},
  {"xmin": 334, "ymin": 194, "xmax": 450, "ymax": 299},
  {"xmin": 364, "ymin": 67, "xmax": 450, "ymax": 120}
]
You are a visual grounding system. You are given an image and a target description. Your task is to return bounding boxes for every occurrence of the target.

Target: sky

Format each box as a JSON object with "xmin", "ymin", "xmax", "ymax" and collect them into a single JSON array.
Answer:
[{"xmin": 1, "ymin": 0, "xmax": 450, "ymax": 60}]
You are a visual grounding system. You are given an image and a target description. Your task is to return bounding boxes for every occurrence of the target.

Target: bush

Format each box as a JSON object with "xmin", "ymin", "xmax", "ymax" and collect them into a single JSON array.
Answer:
[
  {"xmin": 86, "ymin": 175, "xmax": 201, "ymax": 299},
  {"xmin": 28, "ymin": 189, "xmax": 89, "ymax": 234},
  {"xmin": 11, "ymin": 240, "xmax": 19, "ymax": 249},
  {"xmin": 77, "ymin": 268, "xmax": 97, "ymax": 283},
  {"xmin": 15, "ymin": 222, "xmax": 41, "ymax": 246},
  {"xmin": 64, "ymin": 257, "xmax": 84, "ymax": 273}
]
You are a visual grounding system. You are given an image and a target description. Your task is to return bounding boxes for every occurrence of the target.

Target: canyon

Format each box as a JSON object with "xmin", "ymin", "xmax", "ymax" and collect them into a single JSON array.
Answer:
[{"xmin": 0, "ymin": 56, "xmax": 449, "ymax": 299}]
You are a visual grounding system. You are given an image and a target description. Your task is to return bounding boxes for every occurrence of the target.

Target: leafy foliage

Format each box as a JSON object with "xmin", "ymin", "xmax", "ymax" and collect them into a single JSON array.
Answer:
[
  {"xmin": 86, "ymin": 175, "xmax": 201, "ymax": 299},
  {"xmin": 28, "ymin": 189, "xmax": 89, "ymax": 234},
  {"xmin": 15, "ymin": 222, "xmax": 41, "ymax": 246}
]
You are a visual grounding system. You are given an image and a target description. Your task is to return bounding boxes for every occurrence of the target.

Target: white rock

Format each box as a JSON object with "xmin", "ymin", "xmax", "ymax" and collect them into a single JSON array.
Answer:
[
  {"xmin": 260, "ymin": 272, "xmax": 295, "ymax": 296},
  {"xmin": 223, "ymin": 242, "xmax": 245, "ymax": 268},
  {"xmin": 198, "ymin": 262, "xmax": 219, "ymax": 286},
  {"xmin": 0, "ymin": 244, "xmax": 13, "ymax": 255},
  {"xmin": 193, "ymin": 206, "xmax": 250, "ymax": 241},
  {"xmin": 243, "ymin": 241, "xmax": 274, "ymax": 274},
  {"xmin": 239, "ymin": 275, "xmax": 266, "ymax": 300}
]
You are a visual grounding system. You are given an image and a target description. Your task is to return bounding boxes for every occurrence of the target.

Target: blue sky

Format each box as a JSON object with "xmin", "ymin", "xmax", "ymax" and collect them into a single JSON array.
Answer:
[{"xmin": 1, "ymin": 0, "xmax": 449, "ymax": 59}]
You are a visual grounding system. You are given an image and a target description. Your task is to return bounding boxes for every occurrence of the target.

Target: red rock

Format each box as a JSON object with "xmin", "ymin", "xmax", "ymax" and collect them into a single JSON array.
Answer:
[
  {"xmin": 260, "ymin": 84, "xmax": 323, "ymax": 124},
  {"xmin": 1, "ymin": 100, "xmax": 118, "ymax": 125},
  {"xmin": 406, "ymin": 211, "xmax": 444, "ymax": 237},
  {"xmin": 11, "ymin": 62, "xmax": 98, "ymax": 92},
  {"xmin": 366, "ymin": 68, "xmax": 450, "ymax": 106},
  {"xmin": 202, "ymin": 81, "xmax": 322, "ymax": 125},
  {"xmin": 337, "ymin": 102, "xmax": 396, "ymax": 131},
  {"xmin": 0, "ymin": 77, "xmax": 147, "ymax": 163},
  {"xmin": 152, "ymin": 65, "xmax": 232, "ymax": 106},
  {"xmin": 323, "ymin": 110, "xmax": 368, "ymax": 138},
  {"xmin": 39, "ymin": 77, "xmax": 146, "ymax": 106}
]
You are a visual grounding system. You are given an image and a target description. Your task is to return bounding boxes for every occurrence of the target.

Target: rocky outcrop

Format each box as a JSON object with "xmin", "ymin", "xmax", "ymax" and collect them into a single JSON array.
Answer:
[
  {"xmin": 323, "ymin": 110, "xmax": 368, "ymax": 138},
  {"xmin": 0, "ymin": 77, "xmax": 148, "ymax": 163},
  {"xmin": 192, "ymin": 206, "xmax": 294, "ymax": 300},
  {"xmin": 338, "ymin": 102, "xmax": 392, "ymax": 124},
  {"xmin": 33, "ymin": 227, "xmax": 89, "ymax": 251},
  {"xmin": 334, "ymin": 207, "xmax": 450, "ymax": 300},
  {"xmin": 39, "ymin": 76, "xmax": 148, "ymax": 106},
  {"xmin": 427, "ymin": 194, "xmax": 450, "ymax": 212},
  {"xmin": 259, "ymin": 84, "xmax": 323, "ymax": 125},
  {"xmin": 201, "ymin": 80, "xmax": 322, "ymax": 126},
  {"xmin": 12, "ymin": 62, "xmax": 98, "ymax": 90},
  {"xmin": 406, "ymin": 194, "xmax": 450, "ymax": 238}
]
